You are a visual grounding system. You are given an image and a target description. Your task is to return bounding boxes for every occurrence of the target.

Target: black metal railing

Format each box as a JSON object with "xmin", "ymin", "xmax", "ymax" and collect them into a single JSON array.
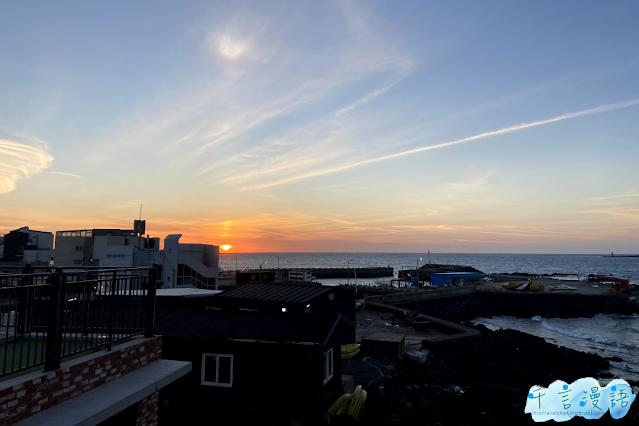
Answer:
[{"xmin": 0, "ymin": 265, "xmax": 159, "ymax": 378}]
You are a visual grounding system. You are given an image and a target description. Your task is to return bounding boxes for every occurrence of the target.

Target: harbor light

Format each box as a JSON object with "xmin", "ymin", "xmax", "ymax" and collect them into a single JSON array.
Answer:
[{"xmin": 282, "ymin": 307, "xmax": 287, "ymax": 312}]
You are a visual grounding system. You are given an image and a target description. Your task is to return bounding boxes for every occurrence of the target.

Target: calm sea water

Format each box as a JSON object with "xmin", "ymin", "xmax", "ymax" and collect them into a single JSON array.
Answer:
[{"xmin": 220, "ymin": 253, "xmax": 639, "ymax": 284}]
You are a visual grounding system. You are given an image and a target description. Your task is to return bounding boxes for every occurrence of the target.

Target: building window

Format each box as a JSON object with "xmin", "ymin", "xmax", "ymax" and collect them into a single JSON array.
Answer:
[
  {"xmin": 75, "ymin": 246, "xmax": 83, "ymax": 251},
  {"xmin": 323, "ymin": 349, "xmax": 333, "ymax": 384},
  {"xmin": 201, "ymin": 353, "xmax": 233, "ymax": 387}
]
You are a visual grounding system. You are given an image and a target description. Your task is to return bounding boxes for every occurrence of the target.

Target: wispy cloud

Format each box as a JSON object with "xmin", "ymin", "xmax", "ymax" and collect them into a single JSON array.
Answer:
[
  {"xmin": 446, "ymin": 170, "xmax": 496, "ymax": 189},
  {"xmin": 468, "ymin": 192, "xmax": 639, "ymax": 207},
  {"xmin": 244, "ymin": 99, "xmax": 639, "ymax": 189},
  {"xmin": 0, "ymin": 139, "xmax": 53, "ymax": 194},
  {"xmin": 90, "ymin": 2, "xmax": 416, "ymax": 175},
  {"xmin": 48, "ymin": 171, "xmax": 82, "ymax": 178}
]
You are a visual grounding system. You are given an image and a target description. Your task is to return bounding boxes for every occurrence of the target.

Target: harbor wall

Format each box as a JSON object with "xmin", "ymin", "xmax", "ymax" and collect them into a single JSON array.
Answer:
[
  {"xmin": 364, "ymin": 287, "xmax": 639, "ymax": 322},
  {"xmin": 283, "ymin": 267, "xmax": 393, "ymax": 279}
]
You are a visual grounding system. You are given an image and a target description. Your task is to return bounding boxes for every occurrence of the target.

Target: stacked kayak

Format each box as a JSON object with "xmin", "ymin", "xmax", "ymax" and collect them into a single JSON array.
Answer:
[
  {"xmin": 327, "ymin": 385, "xmax": 368, "ymax": 417},
  {"xmin": 341, "ymin": 343, "xmax": 360, "ymax": 359}
]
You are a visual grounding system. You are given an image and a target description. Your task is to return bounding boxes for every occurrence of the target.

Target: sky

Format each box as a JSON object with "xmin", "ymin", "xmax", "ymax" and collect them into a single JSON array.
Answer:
[{"xmin": 1, "ymin": 0, "xmax": 638, "ymax": 253}]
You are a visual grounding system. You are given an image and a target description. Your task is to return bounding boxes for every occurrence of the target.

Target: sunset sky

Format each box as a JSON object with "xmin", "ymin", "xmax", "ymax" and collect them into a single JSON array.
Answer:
[{"xmin": 1, "ymin": 1, "xmax": 638, "ymax": 253}]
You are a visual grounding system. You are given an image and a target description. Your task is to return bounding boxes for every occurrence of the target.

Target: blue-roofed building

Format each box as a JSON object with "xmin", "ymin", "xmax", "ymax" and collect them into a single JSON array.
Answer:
[{"xmin": 431, "ymin": 272, "xmax": 480, "ymax": 288}]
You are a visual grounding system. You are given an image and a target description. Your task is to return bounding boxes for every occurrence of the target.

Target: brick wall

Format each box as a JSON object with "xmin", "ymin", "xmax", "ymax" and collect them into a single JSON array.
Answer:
[
  {"xmin": 0, "ymin": 336, "xmax": 162, "ymax": 425},
  {"xmin": 136, "ymin": 390, "xmax": 159, "ymax": 426}
]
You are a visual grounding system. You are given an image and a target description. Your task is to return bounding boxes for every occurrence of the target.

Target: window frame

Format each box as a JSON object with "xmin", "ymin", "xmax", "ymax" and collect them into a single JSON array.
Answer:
[
  {"xmin": 201, "ymin": 353, "xmax": 234, "ymax": 387},
  {"xmin": 323, "ymin": 348, "xmax": 333, "ymax": 385}
]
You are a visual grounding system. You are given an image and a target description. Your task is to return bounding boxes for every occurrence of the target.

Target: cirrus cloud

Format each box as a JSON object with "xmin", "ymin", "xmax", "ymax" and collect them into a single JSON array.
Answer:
[{"xmin": 0, "ymin": 139, "xmax": 53, "ymax": 194}]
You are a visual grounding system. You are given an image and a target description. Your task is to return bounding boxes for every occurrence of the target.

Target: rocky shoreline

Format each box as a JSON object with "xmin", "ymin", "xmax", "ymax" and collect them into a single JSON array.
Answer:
[{"xmin": 339, "ymin": 324, "xmax": 638, "ymax": 425}]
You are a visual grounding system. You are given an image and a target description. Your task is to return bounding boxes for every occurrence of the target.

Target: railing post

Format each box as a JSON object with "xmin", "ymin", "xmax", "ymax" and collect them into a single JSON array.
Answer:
[
  {"xmin": 107, "ymin": 270, "xmax": 117, "ymax": 351},
  {"xmin": 45, "ymin": 269, "xmax": 64, "ymax": 371},
  {"xmin": 81, "ymin": 271, "xmax": 92, "ymax": 336},
  {"xmin": 144, "ymin": 264, "xmax": 158, "ymax": 338}
]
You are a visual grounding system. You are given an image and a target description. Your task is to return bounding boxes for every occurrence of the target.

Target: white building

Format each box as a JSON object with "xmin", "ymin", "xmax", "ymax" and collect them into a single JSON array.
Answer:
[
  {"xmin": 1, "ymin": 226, "xmax": 53, "ymax": 264},
  {"xmin": 54, "ymin": 226, "xmax": 160, "ymax": 267},
  {"xmin": 163, "ymin": 234, "xmax": 219, "ymax": 290},
  {"xmin": 98, "ymin": 234, "xmax": 219, "ymax": 290},
  {"xmin": 99, "ymin": 245, "xmax": 163, "ymax": 268}
]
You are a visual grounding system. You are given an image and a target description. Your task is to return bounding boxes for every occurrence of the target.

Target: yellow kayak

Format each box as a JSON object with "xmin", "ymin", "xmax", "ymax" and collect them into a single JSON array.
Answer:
[
  {"xmin": 341, "ymin": 343, "xmax": 361, "ymax": 354},
  {"xmin": 341, "ymin": 348, "xmax": 360, "ymax": 359}
]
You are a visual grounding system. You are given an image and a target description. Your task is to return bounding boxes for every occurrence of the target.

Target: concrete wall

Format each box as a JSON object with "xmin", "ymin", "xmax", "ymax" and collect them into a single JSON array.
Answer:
[
  {"xmin": 93, "ymin": 236, "xmax": 130, "ymax": 262},
  {"xmin": 100, "ymin": 245, "xmax": 137, "ymax": 267},
  {"xmin": 163, "ymin": 236, "xmax": 181, "ymax": 288},
  {"xmin": 23, "ymin": 249, "xmax": 50, "ymax": 264},
  {"xmin": 366, "ymin": 286, "xmax": 477, "ymax": 306},
  {"xmin": 53, "ymin": 236, "xmax": 89, "ymax": 266},
  {"xmin": 99, "ymin": 246, "xmax": 162, "ymax": 268}
]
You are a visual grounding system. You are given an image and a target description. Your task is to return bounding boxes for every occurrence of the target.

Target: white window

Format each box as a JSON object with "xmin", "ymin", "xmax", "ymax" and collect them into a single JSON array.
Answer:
[
  {"xmin": 323, "ymin": 349, "xmax": 333, "ymax": 384},
  {"xmin": 201, "ymin": 353, "xmax": 233, "ymax": 387}
]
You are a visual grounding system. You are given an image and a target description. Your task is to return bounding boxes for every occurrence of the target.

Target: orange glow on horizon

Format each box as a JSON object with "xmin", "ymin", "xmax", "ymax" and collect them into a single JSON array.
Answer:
[{"xmin": 221, "ymin": 244, "xmax": 231, "ymax": 251}]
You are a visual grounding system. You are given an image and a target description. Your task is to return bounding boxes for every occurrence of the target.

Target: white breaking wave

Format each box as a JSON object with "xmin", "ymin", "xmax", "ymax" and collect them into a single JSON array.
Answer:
[
  {"xmin": 541, "ymin": 320, "xmax": 619, "ymax": 346},
  {"xmin": 531, "ymin": 315, "xmax": 543, "ymax": 321}
]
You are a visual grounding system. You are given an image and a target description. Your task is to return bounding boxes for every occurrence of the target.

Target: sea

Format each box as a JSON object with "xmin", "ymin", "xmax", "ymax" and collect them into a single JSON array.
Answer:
[
  {"xmin": 220, "ymin": 252, "xmax": 639, "ymax": 382},
  {"xmin": 219, "ymin": 252, "xmax": 639, "ymax": 285}
]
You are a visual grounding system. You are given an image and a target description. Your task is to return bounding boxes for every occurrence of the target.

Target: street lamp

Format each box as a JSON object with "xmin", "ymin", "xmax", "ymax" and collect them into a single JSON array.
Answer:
[
  {"xmin": 276, "ymin": 255, "xmax": 280, "ymax": 270},
  {"xmin": 260, "ymin": 261, "xmax": 267, "ymax": 270},
  {"xmin": 416, "ymin": 257, "xmax": 422, "ymax": 285},
  {"xmin": 347, "ymin": 259, "xmax": 354, "ymax": 285}
]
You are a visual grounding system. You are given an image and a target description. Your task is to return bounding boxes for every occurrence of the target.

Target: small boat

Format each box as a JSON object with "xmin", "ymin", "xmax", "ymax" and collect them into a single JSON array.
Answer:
[
  {"xmin": 501, "ymin": 280, "xmax": 539, "ymax": 291},
  {"xmin": 547, "ymin": 284, "xmax": 578, "ymax": 291}
]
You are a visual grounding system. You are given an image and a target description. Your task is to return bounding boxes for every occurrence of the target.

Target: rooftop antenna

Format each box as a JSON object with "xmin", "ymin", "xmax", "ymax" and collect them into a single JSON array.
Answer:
[{"xmin": 137, "ymin": 204, "xmax": 143, "ymax": 251}]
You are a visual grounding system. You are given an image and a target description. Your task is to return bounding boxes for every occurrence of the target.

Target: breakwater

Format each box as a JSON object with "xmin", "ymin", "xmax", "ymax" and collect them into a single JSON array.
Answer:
[
  {"xmin": 358, "ymin": 285, "xmax": 639, "ymax": 322},
  {"xmin": 401, "ymin": 291, "xmax": 639, "ymax": 322},
  {"xmin": 283, "ymin": 267, "xmax": 393, "ymax": 279}
]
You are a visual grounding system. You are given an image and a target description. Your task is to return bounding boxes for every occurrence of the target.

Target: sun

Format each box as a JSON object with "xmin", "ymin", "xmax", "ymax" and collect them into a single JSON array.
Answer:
[{"xmin": 221, "ymin": 244, "xmax": 231, "ymax": 251}]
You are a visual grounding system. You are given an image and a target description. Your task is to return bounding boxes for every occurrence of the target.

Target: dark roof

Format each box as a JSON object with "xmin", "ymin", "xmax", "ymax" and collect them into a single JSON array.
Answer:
[
  {"xmin": 217, "ymin": 282, "xmax": 356, "ymax": 305},
  {"xmin": 154, "ymin": 309, "xmax": 340, "ymax": 344}
]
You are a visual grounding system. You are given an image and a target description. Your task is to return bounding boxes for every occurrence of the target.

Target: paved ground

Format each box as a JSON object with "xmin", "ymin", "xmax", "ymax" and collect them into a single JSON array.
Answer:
[
  {"xmin": 480, "ymin": 275, "xmax": 615, "ymax": 295},
  {"xmin": 356, "ymin": 309, "xmax": 447, "ymax": 351}
]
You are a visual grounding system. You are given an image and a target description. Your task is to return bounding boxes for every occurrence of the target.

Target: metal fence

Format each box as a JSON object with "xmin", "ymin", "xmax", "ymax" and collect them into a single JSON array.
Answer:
[{"xmin": 0, "ymin": 265, "xmax": 159, "ymax": 378}]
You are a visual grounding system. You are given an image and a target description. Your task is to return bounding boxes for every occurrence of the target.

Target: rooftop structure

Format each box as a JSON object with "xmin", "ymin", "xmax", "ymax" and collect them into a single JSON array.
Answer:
[
  {"xmin": 54, "ymin": 224, "xmax": 159, "ymax": 267},
  {"xmin": 0, "ymin": 226, "xmax": 53, "ymax": 265},
  {"xmin": 162, "ymin": 234, "xmax": 218, "ymax": 290},
  {"xmin": 0, "ymin": 266, "xmax": 190, "ymax": 426}
]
